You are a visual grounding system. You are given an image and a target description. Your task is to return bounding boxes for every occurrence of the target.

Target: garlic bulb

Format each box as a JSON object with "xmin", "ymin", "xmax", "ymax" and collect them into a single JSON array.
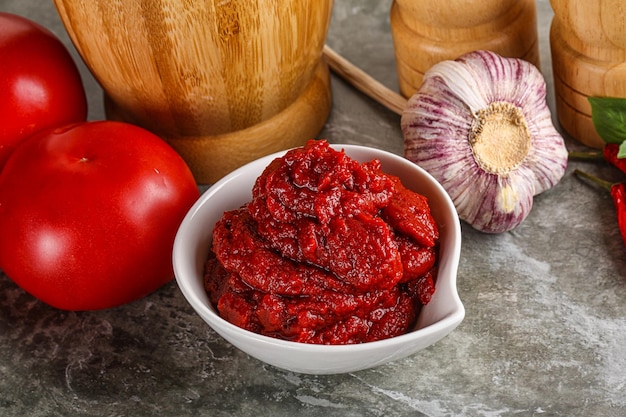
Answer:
[{"xmin": 402, "ymin": 50, "xmax": 568, "ymax": 233}]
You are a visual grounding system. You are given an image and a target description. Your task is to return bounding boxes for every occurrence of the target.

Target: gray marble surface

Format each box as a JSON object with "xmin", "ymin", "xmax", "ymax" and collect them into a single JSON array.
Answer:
[{"xmin": 1, "ymin": 1, "xmax": 625, "ymax": 416}]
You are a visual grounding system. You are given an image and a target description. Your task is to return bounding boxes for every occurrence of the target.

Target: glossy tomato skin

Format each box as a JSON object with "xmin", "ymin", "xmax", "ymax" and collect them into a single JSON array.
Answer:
[
  {"xmin": 0, "ymin": 121, "xmax": 200, "ymax": 310},
  {"xmin": 0, "ymin": 12, "xmax": 87, "ymax": 170}
]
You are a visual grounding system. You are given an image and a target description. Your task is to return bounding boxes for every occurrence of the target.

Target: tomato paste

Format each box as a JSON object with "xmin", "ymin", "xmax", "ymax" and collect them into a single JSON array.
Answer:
[{"xmin": 204, "ymin": 140, "xmax": 439, "ymax": 344}]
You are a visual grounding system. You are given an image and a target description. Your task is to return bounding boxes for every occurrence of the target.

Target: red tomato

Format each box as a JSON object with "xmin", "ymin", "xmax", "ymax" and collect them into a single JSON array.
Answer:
[
  {"xmin": 0, "ymin": 12, "xmax": 87, "ymax": 170},
  {"xmin": 0, "ymin": 121, "xmax": 200, "ymax": 310}
]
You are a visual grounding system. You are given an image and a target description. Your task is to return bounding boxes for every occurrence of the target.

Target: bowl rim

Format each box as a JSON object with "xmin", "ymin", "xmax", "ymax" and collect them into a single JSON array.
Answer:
[{"xmin": 173, "ymin": 143, "xmax": 464, "ymax": 352}]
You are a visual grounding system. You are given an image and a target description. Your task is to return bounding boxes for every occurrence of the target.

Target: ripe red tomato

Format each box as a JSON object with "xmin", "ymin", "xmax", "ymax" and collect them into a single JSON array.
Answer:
[
  {"xmin": 0, "ymin": 121, "xmax": 200, "ymax": 310},
  {"xmin": 0, "ymin": 12, "xmax": 87, "ymax": 170}
]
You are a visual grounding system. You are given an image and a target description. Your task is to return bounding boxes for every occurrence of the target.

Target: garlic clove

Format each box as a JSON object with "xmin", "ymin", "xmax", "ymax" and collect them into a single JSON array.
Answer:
[{"xmin": 402, "ymin": 50, "xmax": 567, "ymax": 234}]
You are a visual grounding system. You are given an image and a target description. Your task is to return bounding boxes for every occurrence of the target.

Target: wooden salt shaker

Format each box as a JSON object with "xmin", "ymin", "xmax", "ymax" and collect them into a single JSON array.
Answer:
[
  {"xmin": 390, "ymin": 0, "xmax": 540, "ymax": 98},
  {"xmin": 550, "ymin": 0, "xmax": 626, "ymax": 149},
  {"xmin": 53, "ymin": 0, "xmax": 333, "ymax": 183}
]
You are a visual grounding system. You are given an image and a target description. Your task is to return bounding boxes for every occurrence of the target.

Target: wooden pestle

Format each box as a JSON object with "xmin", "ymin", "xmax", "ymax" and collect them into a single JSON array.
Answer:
[{"xmin": 323, "ymin": 45, "xmax": 406, "ymax": 116}]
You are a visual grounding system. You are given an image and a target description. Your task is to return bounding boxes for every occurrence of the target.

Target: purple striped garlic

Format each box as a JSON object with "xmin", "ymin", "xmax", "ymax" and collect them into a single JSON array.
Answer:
[{"xmin": 402, "ymin": 50, "xmax": 568, "ymax": 233}]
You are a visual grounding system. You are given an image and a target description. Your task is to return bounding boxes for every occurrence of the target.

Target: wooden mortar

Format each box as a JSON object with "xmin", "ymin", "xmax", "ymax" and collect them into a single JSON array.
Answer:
[
  {"xmin": 550, "ymin": 0, "xmax": 626, "ymax": 149},
  {"xmin": 390, "ymin": 0, "xmax": 540, "ymax": 98},
  {"xmin": 53, "ymin": 0, "xmax": 334, "ymax": 183}
]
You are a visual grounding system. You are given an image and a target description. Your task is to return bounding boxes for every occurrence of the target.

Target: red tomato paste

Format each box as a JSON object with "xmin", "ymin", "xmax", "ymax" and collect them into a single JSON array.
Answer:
[{"xmin": 204, "ymin": 140, "xmax": 439, "ymax": 344}]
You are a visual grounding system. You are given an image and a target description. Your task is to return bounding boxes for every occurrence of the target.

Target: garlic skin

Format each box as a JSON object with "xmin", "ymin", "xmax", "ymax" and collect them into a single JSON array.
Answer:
[{"xmin": 402, "ymin": 50, "xmax": 568, "ymax": 233}]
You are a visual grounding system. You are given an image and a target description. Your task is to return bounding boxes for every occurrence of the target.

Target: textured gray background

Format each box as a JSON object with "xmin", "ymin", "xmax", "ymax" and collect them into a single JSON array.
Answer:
[{"xmin": 0, "ymin": 1, "xmax": 624, "ymax": 416}]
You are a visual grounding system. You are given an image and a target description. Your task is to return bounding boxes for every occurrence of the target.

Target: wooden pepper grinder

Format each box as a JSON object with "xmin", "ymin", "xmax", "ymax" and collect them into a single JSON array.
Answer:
[
  {"xmin": 53, "ymin": 0, "xmax": 334, "ymax": 184},
  {"xmin": 550, "ymin": 0, "xmax": 626, "ymax": 149},
  {"xmin": 390, "ymin": 0, "xmax": 540, "ymax": 98}
]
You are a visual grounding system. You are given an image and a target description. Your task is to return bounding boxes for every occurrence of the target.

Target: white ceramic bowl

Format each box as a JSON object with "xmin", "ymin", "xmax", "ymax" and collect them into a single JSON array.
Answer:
[{"xmin": 173, "ymin": 144, "xmax": 464, "ymax": 374}]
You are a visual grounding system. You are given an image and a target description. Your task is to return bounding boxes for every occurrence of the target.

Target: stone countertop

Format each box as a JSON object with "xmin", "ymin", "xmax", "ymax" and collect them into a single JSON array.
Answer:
[{"xmin": 0, "ymin": 1, "xmax": 624, "ymax": 416}]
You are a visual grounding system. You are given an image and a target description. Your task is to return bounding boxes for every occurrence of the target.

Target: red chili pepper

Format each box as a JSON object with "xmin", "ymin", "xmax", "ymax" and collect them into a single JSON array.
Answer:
[
  {"xmin": 569, "ymin": 144, "xmax": 626, "ymax": 174},
  {"xmin": 575, "ymin": 169, "xmax": 626, "ymax": 246},
  {"xmin": 610, "ymin": 182, "xmax": 626, "ymax": 246},
  {"xmin": 603, "ymin": 143, "xmax": 626, "ymax": 174}
]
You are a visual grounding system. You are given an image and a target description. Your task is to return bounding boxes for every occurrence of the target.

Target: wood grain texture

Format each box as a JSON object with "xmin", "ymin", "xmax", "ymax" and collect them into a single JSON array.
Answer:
[
  {"xmin": 53, "ymin": 0, "xmax": 333, "ymax": 183},
  {"xmin": 390, "ymin": 0, "xmax": 540, "ymax": 98},
  {"xmin": 550, "ymin": 0, "xmax": 626, "ymax": 148}
]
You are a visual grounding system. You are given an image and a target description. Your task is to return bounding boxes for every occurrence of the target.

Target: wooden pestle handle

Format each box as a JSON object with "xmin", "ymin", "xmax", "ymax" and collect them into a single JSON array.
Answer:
[{"xmin": 323, "ymin": 45, "xmax": 407, "ymax": 116}]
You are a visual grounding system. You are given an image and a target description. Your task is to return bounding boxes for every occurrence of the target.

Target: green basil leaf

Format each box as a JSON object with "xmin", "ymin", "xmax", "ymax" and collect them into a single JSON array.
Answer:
[
  {"xmin": 619, "ymin": 141, "xmax": 626, "ymax": 159},
  {"xmin": 588, "ymin": 96, "xmax": 626, "ymax": 144}
]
